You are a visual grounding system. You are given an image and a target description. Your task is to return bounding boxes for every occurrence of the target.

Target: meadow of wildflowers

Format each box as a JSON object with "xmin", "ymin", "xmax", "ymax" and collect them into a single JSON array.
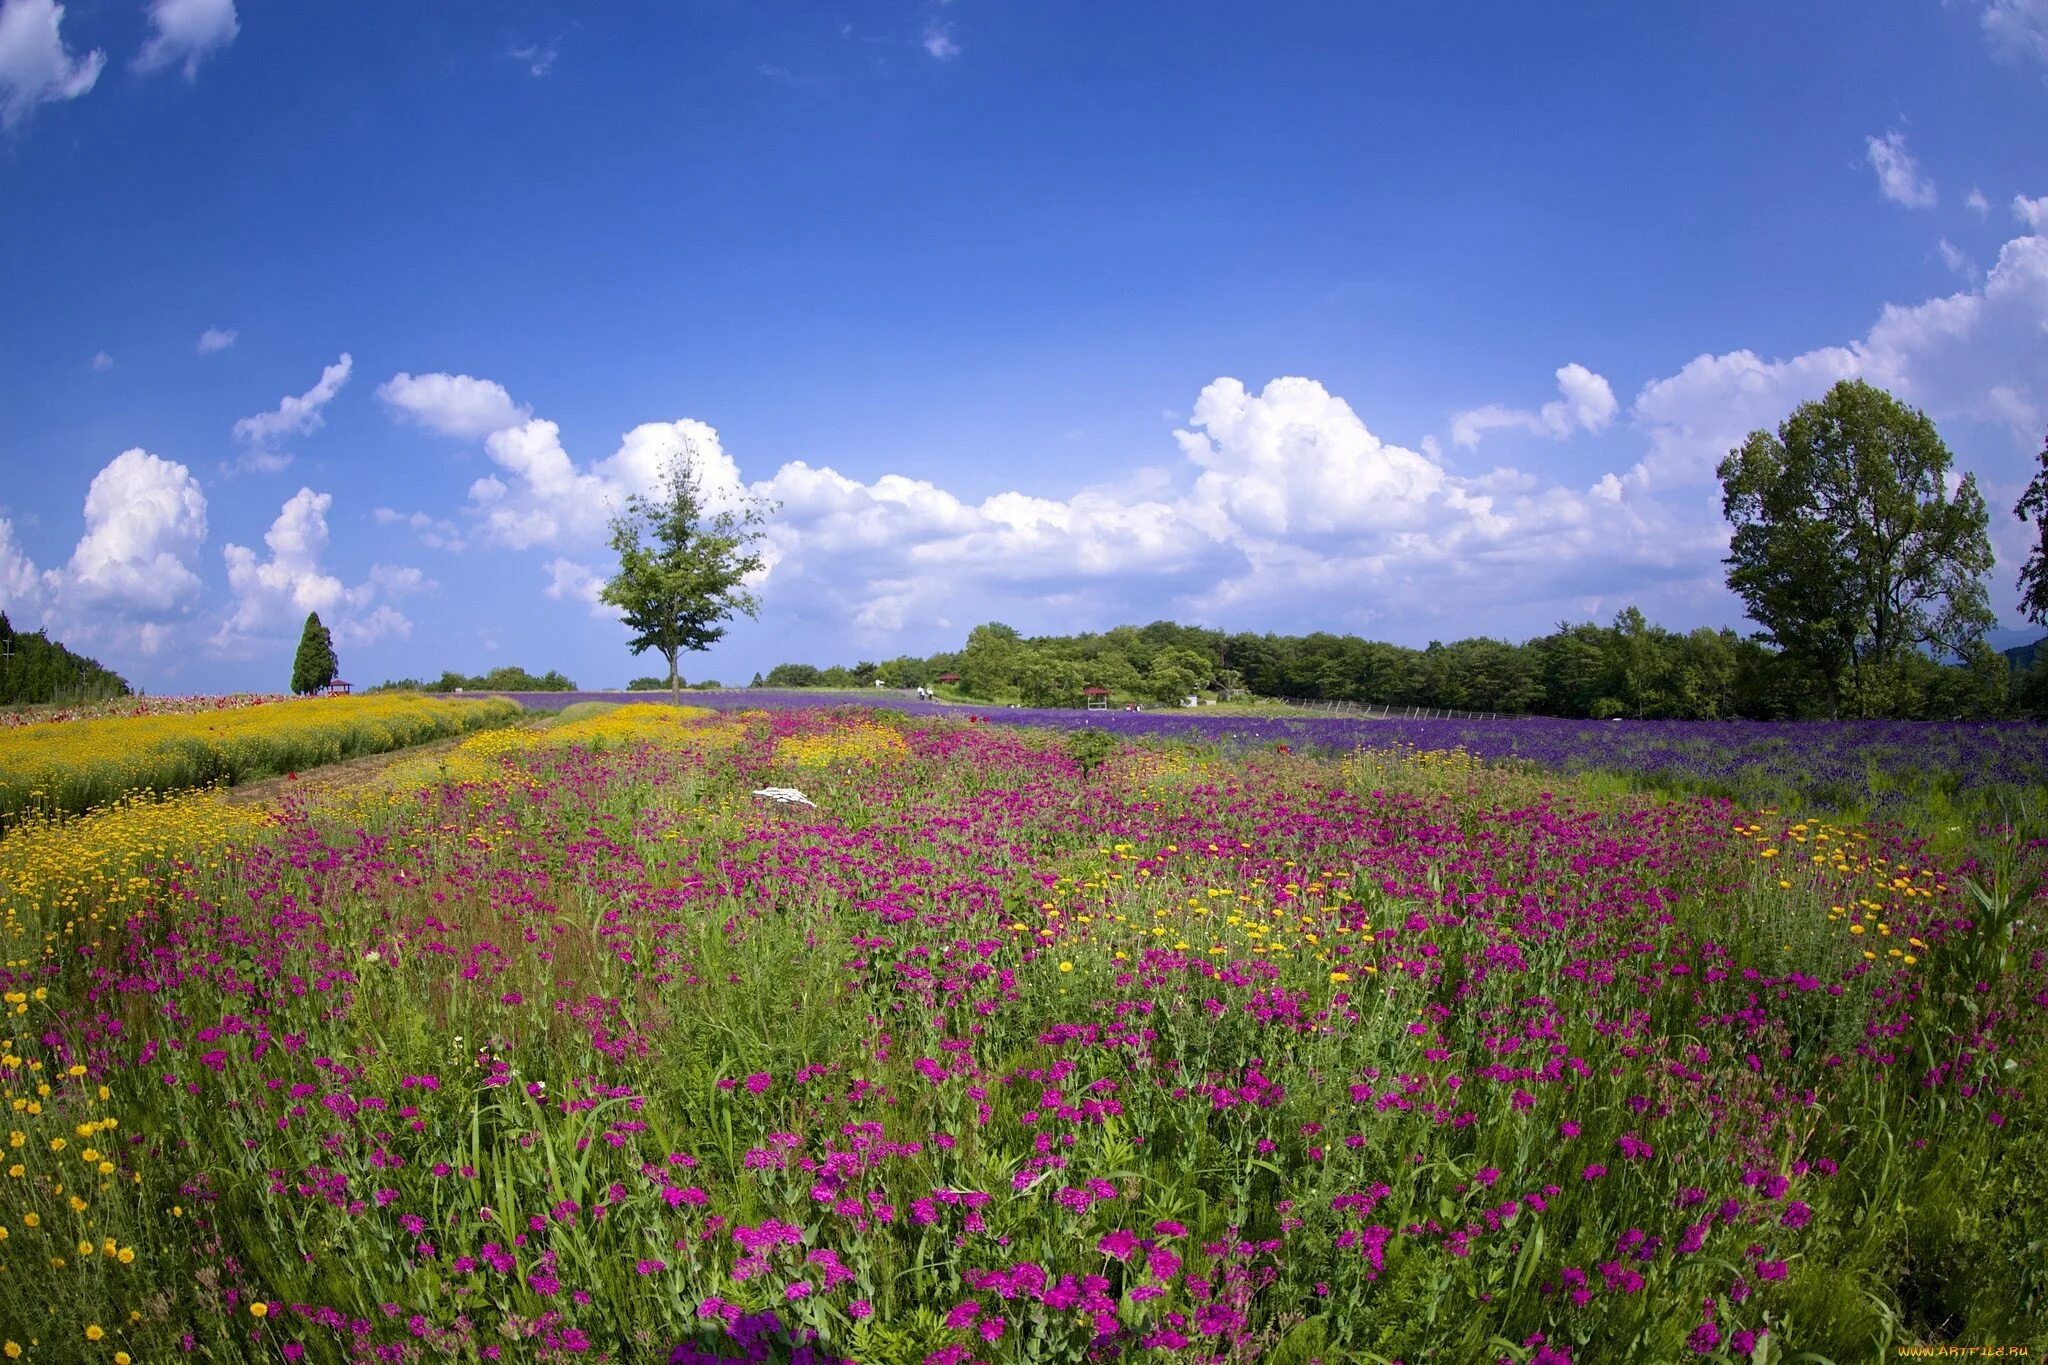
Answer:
[
  {"xmin": 503, "ymin": 691, "xmax": 2048, "ymax": 823},
  {"xmin": 0, "ymin": 701, "xmax": 2043, "ymax": 1363},
  {"xmin": 0, "ymin": 695, "xmax": 285, "ymax": 731},
  {"xmin": 0, "ymin": 693, "xmax": 523, "ymax": 827}
]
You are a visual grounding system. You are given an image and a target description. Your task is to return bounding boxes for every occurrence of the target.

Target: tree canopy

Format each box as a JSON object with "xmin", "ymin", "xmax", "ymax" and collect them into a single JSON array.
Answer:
[
  {"xmin": 290, "ymin": 612, "xmax": 339, "ymax": 696},
  {"xmin": 2012, "ymin": 426, "xmax": 2048, "ymax": 627},
  {"xmin": 0, "ymin": 612, "xmax": 131, "ymax": 705},
  {"xmin": 600, "ymin": 444, "xmax": 774, "ymax": 704},
  {"xmin": 754, "ymin": 608, "xmax": 2018, "ymax": 720},
  {"xmin": 1718, "ymin": 379, "xmax": 1993, "ymax": 716}
]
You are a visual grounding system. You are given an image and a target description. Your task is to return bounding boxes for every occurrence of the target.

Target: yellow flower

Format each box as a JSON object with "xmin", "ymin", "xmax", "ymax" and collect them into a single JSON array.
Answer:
[
  {"xmin": 117, "ymin": 1354, "xmax": 133, "ymax": 1365},
  {"xmin": 1329, "ymin": 971, "xmax": 1351, "ymax": 982},
  {"xmin": 250, "ymin": 1301, "xmax": 269, "ymax": 1319},
  {"xmin": 1057, "ymin": 961, "xmax": 1073, "ymax": 973},
  {"xmin": 86, "ymin": 1325, "xmax": 105, "ymax": 1341},
  {"xmin": 3, "ymin": 1342, "xmax": 18, "ymax": 1358},
  {"xmin": 21, "ymin": 1212, "xmax": 37, "ymax": 1227}
]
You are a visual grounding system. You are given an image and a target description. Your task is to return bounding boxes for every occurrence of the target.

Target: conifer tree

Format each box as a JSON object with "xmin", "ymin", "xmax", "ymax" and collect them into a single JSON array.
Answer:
[{"xmin": 291, "ymin": 612, "xmax": 339, "ymax": 694}]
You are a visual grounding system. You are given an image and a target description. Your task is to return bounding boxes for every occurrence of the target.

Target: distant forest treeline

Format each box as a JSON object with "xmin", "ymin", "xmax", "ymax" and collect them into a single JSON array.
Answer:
[
  {"xmin": 758, "ymin": 612, "xmax": 2042, "ymax": 720},
  {"xmin": 370, "ymin": 665, "xmax": 578, "ymax": 694},
  {"xmin": 0, "ymin": 612, "xmax": 131, "ymax": 706}
]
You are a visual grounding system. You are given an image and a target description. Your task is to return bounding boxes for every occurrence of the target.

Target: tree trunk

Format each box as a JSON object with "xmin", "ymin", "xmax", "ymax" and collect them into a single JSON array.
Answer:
[{"xmin": 667, "ymin": 650, "xmax": 680, "ymax": 709}]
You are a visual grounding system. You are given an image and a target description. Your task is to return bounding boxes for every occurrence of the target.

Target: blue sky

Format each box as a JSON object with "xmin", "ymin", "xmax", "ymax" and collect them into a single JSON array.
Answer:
[{"xmin": 2, "ymin": 0, "xmax": 2046, "ymax": 692}]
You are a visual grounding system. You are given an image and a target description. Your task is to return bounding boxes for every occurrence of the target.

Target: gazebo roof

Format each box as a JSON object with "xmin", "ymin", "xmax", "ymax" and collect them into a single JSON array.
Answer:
[
  {"xmin": 936, "ymin": 672, "xmax": 961, "ymax": 682},
  {"xmin": 1080, "ymin": 686, "xmax": 1110, "ymax": 695}
]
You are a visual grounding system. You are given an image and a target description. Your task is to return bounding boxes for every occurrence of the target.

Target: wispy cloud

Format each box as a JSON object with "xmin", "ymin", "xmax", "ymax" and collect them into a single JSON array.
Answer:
[
  {"xmin": 133, "ymin": 0, "xmax": 238, "ymax": 81},
  {"xmin": 1973, "ymin": 0, "xmax": 2048, "ymax": 68},
  {"xmin": 757, "ymin": 62, "xmax": 821, "ymax": 88},
  {"xmin": 1938, "ymin": 237, "xmax": 1979, "ymax": 280},
  {"xmin": 234, "ymin": 354, "xmax": 352, "ymax": 445},
  {"xmin": 197, "ymin": 326, "xmax": 238, "ymax": 354},
  {"xmin": 509, "ymin": 42, "xmax": 557, "ymax": 77},
  {"xmin": 1865, "ymin": 130, "xmax": 1936, "ymax": 208},
  {"xmin": 0, "ymin": 0, "xmax": 105, "ymax": 129}
]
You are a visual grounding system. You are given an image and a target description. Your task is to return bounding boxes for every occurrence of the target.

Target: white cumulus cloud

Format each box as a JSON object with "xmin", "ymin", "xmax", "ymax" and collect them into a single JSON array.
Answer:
[
  {"xmin": 1631, "ymin": 227, "xmax": 2048, "ymax": 486},
  {"xmin": 0, "ymin": 0, "xmax": 102, "ymax": 128},
  {"xmin": 32, "ymin": 449, "xmax": 210, "ymax": 653},
  {"xmin": 542, "ymin": 557, "xmax": 618, "ymax": 618},
  {"xmin": 2016, "ymin": 193, "xmax": 2048, "ymax": 234},
  {"xmin": 1866, "ymin": 130, "xmax": 1936, "ymax": 209},
  {"xmin": 1450, "ymin": 363, "xmax": 1619, "ymax": 448},
  {"xmin": 0, "ymin": 516, "xmax": 45, "ymax": 618},
  {"xmin": 215, "ymin": 487, "xmax": 414, "ymax": 651},
  {"xmin": 197, "ymin": 327, "xmax": 237, "ymax": 354},
  {"xmin": 134, "ymin": 0, "xmax": 237, "ymax": 79},
  {"xmin": 378, "ymin": 371, "xmax": 530, "ymax": 438}
]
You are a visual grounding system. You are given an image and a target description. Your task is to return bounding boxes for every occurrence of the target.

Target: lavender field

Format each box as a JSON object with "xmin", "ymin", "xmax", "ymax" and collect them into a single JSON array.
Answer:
[
  {"xmin": 4, "ymin": 699, "xmax": 2043, "ymax": 1363},
  {"xmin": 505, "ymin": 691, "xmax": 2048, "ymax": 821}
]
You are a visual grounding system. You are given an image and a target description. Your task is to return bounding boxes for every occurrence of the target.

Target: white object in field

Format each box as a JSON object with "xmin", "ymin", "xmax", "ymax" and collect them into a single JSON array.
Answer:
[{"xmin": 751, "ymin": 786, "xmax": 817, "ymax": 808}]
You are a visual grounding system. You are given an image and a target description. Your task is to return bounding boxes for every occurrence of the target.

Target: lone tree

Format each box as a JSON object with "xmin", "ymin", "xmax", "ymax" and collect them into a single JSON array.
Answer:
[
  {"xmin": 600, "ymin": 443, "xmax": 774, "ymax": 706},
  {"xmin": 291, "ymin": 611, "xmax": 339, "ymax": 695},
  {"xmin": 1718, "ymin": 379, "xmax": 1993, "ymax": 716},
  {"xmin": 2012, "ymin": 426, "xmax": 2048, "ymax": 626}
]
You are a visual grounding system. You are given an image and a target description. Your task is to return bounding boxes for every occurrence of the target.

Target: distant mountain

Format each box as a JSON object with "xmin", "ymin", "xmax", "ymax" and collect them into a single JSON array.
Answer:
[
  {"xmin": 0, "ymin": 612, "xmax": 132, "ymax": 705},
  {"xmin": 2005, "ymin": 635, "xmax": 2048, "ymax": 671}
]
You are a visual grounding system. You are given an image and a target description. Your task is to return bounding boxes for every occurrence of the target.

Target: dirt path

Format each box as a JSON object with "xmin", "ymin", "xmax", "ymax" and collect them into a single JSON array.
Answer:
[{"xmin": 221, "ymin": 730, "xmax": 489, "ymax": 806}]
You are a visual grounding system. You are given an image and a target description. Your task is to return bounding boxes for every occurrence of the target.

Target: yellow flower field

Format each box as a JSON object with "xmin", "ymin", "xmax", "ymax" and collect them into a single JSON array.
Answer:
[{"xmin": 0, "ymin": 693, "xmax": 522, "ymax": 827}]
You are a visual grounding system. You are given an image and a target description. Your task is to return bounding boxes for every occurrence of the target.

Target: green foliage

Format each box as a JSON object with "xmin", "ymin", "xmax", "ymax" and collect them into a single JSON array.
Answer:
[
  {"xmin": 757, "ymin": 607, "xmax": 2010, "ymax": 720},
  {"xmin": 0, "ymin": 611, "xmax": 131, "ymax": 705},
  {"xmin": 289, "ymin": 612, "xmax": 339, "ymax": 695},
  {"xmin": 960, "ymin": 621, "xmax": 1024, "ymax": 698},
  {"xmin": 1143, "ymin": 645, "xmax": 1213, "ymax": 705},
  {"xmin": 600, "ymin": 442, "xmax": 773, "ymax": 701},
  {"xmin": 2013, "ymin": 425, "xmax": 2048, "ymax": 626},
  {"xmin": 627, "ymin": 676, "xmax": 676, "ymax": 691},
  {"xmin": 1061, "ymin": 727, "xmax": 1118, "ymax": 776},
  {"xmin": 371, "ymin": 666, "xmax": 577, "ymax": 693},
  {"xmin": 1719, "ymin": 379, "xmax": 1995, "ymax": 716},
  {"xmin": 1016, "ymin": 653, "xmax": 1083, "ymax": 708}
]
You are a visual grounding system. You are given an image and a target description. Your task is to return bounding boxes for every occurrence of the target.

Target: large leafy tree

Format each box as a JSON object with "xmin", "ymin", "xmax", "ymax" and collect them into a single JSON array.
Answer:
[
  {"xmin": 1718, "ymin": 379, "xmax": 1993, "ymax": 716},
  {"xmin": 2012, "ymin": 427, "xmax": 2048, "ymax": 626},
  {"xmin": 958, "ymin": 623, "xmax": 1023, "ymax": 698},
  {"xmin": 600, "ymin": 445, "xmax": 773, "ymax": 705},
  {"xmin": 1015, "ymin": 653, "xmax": 1082, "ymax": 708},
  {"xmin": 290, "ymin": 612, "xmax": 339, "ymax": 695},
  {"xmin": 1143, "ymin": 646, "xmax": 1212, "ymax": 706}
]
